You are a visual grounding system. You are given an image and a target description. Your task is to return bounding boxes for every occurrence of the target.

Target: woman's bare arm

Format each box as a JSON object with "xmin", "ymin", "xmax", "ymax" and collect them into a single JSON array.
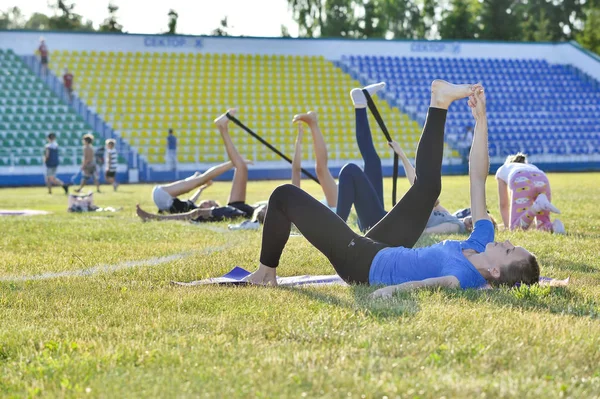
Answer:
[
  {"xmin": 291, "ymin": 123, "xmax": 303, "ymax": 188},
  {"xmin": 369, "ymin": 276, "xmax": 461, "ymax": 299}
]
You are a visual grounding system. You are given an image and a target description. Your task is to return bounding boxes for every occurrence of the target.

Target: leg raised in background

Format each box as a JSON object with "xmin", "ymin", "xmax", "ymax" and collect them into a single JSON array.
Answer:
[
  {"xmin": 215, "ymin": 108, "xmax": 249, "ymax": 204},
  {"xmin": 293, "ymin": 111, "xmax": 338, "ymax": 207},
  {"xmin": 161, "ymin": 162, "xmax": 234, "ymax": 198}
]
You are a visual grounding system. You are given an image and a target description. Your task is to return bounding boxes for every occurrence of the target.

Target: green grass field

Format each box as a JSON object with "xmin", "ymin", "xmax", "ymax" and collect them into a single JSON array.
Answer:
[{"xmin": 1, "ymin": 173, "xmax": 600, "ymax": 398}]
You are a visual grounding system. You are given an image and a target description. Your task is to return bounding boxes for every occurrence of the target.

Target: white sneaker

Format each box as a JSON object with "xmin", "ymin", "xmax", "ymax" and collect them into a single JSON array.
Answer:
[
  {"xmin": 533, "ymin": 193, "xmax": 561, "ymax": 214},
  {"xmin": 552, "ymin": 219, "xmax": 566, "ymax": 234},
  {"xmin": 228, "ymin": 220, "xmax": 260, "ymax": 231}
]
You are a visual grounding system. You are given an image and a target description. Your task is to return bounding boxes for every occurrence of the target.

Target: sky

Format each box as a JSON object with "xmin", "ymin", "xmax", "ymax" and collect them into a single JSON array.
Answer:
[{"xmin": 2, "ymin": 0, "xmax": 300, "ymax": 37}]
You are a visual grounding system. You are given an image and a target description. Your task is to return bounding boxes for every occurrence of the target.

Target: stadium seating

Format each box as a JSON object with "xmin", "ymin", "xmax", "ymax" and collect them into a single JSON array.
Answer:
[
  {"xmin": 48, "ymin": 50, "xmax": 437, "ymax": 164},
  {"xmin": 340, "ymin": 55, "xmax": 600, "ymax": 159},
  {"xmin": 0, "ymin": 48, "xmax": 100, "ymax": 168}
]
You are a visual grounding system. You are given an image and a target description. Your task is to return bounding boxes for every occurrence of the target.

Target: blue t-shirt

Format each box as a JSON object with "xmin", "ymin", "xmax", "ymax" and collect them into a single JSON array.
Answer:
[
  {"xmin": 369, "ymin": 219, "xmax": 494, "ymax": 289},
  {"xmin": 45, "ymin": 142, "xmax": 59, "ymax": 167},
  {"xmin": 167, "ymin": 134, "xmax": 177, "ymax": 150}
]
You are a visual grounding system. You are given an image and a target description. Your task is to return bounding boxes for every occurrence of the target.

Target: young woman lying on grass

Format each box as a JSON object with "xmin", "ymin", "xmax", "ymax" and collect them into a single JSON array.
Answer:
[
  {"xmin": 259, "ymin": 90, "xmax": 480, "ymax": 235},
  {"xmin": 137, "ymin": 109, "xmax": 340, "ymax": 225},
  {"xmin": 334, "ymin": 82, "xmax": 492, "ymax": 235},
  {"xmin": 243, "ymin": 81, "xmax": 540, "ymax": 297},
  {"xmin": 136, "ymin": 110, "xmax": 257, "ymax": 222}
]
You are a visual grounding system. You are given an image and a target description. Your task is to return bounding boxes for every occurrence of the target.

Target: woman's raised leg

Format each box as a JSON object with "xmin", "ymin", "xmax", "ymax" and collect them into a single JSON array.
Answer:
[
  {"xmin": 350, "ymin": 82, "xmax": 386, "ymax": 206},
  {"xmin": 246, "ymin": 184, "xmax": 384, "ymax": 285},
  {"xmin": 215, "ymin": 109, "xmax": 249, "ymax": 204},
  {"xmin": 365, "ymin": 80, "xmax": 479, "ymax": 247},
  {"xmin": 293, "ymin": 111, "xmax": 338, "ymax": 208},
  {"xmin": 336, "ymin": 163, "xmax": 386, "ymax": 231},
  {"xmin": 161, "ymin": 161, "xmax": 234, "ymax": 198}
]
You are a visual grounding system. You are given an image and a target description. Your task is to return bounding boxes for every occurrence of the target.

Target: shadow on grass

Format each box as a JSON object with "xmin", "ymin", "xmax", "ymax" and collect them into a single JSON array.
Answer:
[
  {"xmin": 436, "ymin": 284, "xmax": 600, "ymax": 319},
  {"xmin": 564, "ymin": 232, "xmax": 600, "ymax": 240},
  {"xmin": 281, "ymin": 279, "xmax": 600, "ymax": 320},
  {"xmin": 541, "ymin": 255, "xmax": 598, "ymax": 274},
  {"xmin": 278, "ymin": 285, "xmax": 421, "ymax": 320}
]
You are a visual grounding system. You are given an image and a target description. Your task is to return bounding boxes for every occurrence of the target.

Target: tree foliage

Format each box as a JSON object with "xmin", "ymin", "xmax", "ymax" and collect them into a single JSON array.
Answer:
[
  {"xmin": 439, "ymin": 0, "xmax": 478, "ymax": 40},
  {"xmin": 47, "ymin": 0, "xmax": 94, "ymax": 32},
  {"xmin": 167, "ymin": 9, "xmax": 178, "ymax": 34},
  {"xmin": 24, "ymin": 13, "xmax": 50, "ymax": 30},
  {"xmin": 0, "ymin": 0, "xmax": 597, "ymax": 56},
  {"xmin": 0, "ymin": 6, "xmax": 25, "ymax": 30},
  {"xmin": 211, "ymin": 17, "xmax": 230, "ymax": 36},
  {"xmin": 99, "ymin": 2, "xmax": 123, "ymax": 33},
  {"xmin": 577, "ymin": 5, "xmax": 600, "ymax": 55}
]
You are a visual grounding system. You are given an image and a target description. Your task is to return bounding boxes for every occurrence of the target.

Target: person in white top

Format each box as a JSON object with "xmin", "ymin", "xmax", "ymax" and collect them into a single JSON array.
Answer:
[
  {"xmin": 104, "ymin": 139, "xmax": 119, "ymax": 191},
  {"xmin": 495, "ymin": 153, "xmax": 564, "ymax": 233}
]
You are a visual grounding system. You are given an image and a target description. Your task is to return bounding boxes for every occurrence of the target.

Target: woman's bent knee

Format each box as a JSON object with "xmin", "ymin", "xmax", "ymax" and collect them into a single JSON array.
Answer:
[{"xmin": 339, "ymin": 163, "xmax": 362, "ymax": 181}]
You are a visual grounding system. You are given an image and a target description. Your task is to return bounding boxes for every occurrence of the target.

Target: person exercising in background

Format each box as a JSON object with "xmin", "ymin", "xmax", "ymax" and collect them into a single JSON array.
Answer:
[
  {"xmin": 136, "ymin": 110, "xmax": 256, "ymax": 222},
  {"xmin": 495, "ymin": 152, "xmax": 564, "ymax": 233}
]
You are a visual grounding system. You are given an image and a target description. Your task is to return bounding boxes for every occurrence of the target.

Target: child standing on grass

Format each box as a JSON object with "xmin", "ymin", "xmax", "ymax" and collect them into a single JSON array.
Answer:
[
  {"xmin": 104, "ymin": 139, "xmax": 119, "ymax": 191},
  {"xmin": 43, "ymin": 133, "xmax": 69, "ymax": 195},
  {"xmin": 75, "ymin": 134, "xmax": 100, "ymax": 193}
]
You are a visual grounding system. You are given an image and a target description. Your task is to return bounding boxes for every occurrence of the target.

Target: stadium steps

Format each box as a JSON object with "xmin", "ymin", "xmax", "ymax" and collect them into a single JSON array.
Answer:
[
  {"xmin": 0, "ymin": 48, "xmax": 103, "ymax": 168},
  {"xmin": 49, "ymin": 50, "xmax": 432, "ymax": 165},
  {"xmin": 339, "ymin": 55, "xmax": 600, "ymax": 160}
]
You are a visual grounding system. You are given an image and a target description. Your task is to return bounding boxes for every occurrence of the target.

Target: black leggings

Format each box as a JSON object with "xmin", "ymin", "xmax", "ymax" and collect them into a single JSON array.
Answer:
[
  {"xmin": 259, "ymin": 107, "xmax": 447, "ymax": 284},
  {"xmin": 336, "ymin": 107, "xmax": 386, "ymax": 230}
]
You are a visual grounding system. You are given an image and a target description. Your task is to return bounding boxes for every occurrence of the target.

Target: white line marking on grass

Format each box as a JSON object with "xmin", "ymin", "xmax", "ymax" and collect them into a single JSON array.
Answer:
[
  {"xmin": 191, "ymin": 224, "xmax": 231, "ymax": 234},
  {"xmin": 0, "ymin": 244, "xmax": 232, "ymax": 283}
]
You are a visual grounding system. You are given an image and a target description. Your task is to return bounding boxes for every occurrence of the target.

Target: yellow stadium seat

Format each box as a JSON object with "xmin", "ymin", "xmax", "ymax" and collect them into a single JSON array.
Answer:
[{"xmin": 60, "ymin": 49, "xmax": 418, "ymax": 165}]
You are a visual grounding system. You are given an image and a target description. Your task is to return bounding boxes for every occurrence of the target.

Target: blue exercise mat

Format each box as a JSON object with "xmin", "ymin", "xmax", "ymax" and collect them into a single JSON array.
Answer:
[{"xmin": 173, "ymin": 267, "xmax": 569, "ymax": 289}]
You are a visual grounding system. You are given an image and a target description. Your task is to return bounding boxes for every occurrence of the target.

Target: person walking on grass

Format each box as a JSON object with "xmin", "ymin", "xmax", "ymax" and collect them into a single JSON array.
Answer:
[
  {"xmin": 104, "ymin": 139, "xmax": 119, "ymax": 191},
  {"xmin": 243, "ymin": 81, "xmax": 540, "ymax": 296},
  {"xmin": 75, "ymin": 134, "xmax": 100, "ymax": 193},
  {"xmin": 43, "ymin": 133, "xmax": 69, "ymax": 194}
]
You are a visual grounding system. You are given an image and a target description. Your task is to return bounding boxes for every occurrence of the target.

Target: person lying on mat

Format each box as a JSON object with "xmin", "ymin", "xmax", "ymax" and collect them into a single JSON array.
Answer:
[
  {"xmin": 389, "ymin": 140, "xmax": 499, "ymax": 234},
  {"xmin": 331, "ymin": 81, "xmax": 489, "ymax": 235},
  {"xmin": 284, "ymin": 107, "xmax": 490, "ymax": 235},
  {"xmin": 136, "ymin": 110, "xmax": 258, "ymax": 222},
  {"xmin": 232, "ymin": 109, "xmax": 346, "ymax": 229},
  {"xmin": 242, "ymin": 81, "xmax": 540, "ymax": 296}
]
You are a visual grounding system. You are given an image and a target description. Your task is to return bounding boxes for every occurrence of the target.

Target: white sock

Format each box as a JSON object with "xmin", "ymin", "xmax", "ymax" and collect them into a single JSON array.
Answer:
[
  {"xmin": 350, "ymin": 82, "xmax": 386, "ymax": 108},
  {"xmin": 214, "ymin": 108, "xmax": 237, "ymax": 126}
]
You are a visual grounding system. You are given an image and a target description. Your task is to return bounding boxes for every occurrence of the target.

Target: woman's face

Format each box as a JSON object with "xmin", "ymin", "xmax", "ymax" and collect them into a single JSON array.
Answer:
[
  {"xmin": 254, "ymin": 205, "xmax": 267, "ymax": 224},
  {"xmin": 462, "ymin": 216, "xmax": 473, "ymax": 232},
  {"xmin": 198, "ymin": 200, "xmax": 219, "ymax": 209}
]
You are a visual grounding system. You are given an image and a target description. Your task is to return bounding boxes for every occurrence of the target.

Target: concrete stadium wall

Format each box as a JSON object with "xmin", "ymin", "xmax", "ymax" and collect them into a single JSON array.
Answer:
[
  {"xmin": 1, "ymin": 30, "xmax": 597, "ymax": 66},
  {"xmin": 3, "ymin": 161, "xmax": 599, "ymax": 187},
  {"xmin": 2, "ymin": 31, "xmax": 600, "ymax": 186}
]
